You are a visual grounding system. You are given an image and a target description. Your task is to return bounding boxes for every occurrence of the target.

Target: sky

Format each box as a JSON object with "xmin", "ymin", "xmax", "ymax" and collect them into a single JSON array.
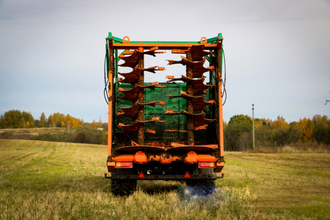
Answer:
[{"xmin": 0, "ymin": 0, "xmax": 330, "ymax": 123}]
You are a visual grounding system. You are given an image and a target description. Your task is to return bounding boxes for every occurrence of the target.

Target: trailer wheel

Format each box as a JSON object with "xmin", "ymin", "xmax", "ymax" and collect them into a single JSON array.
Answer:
[
  {"xmin": 186, "ymin": 168, "xmax": 215, "ymax": 195},
  {"xmin": 111, "ymin": 169, "xmax": 137, "ymax": 196}
]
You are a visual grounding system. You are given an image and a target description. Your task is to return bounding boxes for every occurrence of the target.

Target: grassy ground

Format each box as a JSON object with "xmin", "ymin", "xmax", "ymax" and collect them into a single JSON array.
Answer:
[{"xmin": 0, "ymin": 139, "xmax": 329, "ymax": 219}]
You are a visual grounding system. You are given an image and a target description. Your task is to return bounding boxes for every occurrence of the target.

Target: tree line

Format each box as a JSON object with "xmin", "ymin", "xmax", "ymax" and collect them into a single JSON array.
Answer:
[
  {"xmin": 1, "ymin": 110, "xmax": 329, "ymax": 150},
  {"xmin": 0, "ymin": 110, "xmax": 102, "ymax": 129},
  {"xmin": 0, "ymin": 110, "xmax": 107, "ymax": 145},
  {"xmin": 224, "ymin": 114, "xmax": 330, "ymax": 151}
]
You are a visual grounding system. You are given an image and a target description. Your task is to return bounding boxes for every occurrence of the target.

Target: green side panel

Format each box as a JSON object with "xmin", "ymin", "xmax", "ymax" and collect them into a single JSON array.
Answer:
[
  {"xmin": 115, "ymin": 83, "xmax": 188, "ymax": 143},
  {"xmin": 144, "ymin": 84, "xmax": 187, "ymax": 142}
]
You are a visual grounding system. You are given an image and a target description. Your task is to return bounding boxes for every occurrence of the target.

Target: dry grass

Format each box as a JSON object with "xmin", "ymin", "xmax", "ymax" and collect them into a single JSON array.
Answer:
[
  {"xmin": 252, "ymin": 142, "xmax": 330, "ymax": 153},
  {"xmin": 0, "ymin": 139, "xmax": 329, "ymax": 219},
  {"xmin": 0, "ymin": 127, "xmax": 64, "ymax": 140}
]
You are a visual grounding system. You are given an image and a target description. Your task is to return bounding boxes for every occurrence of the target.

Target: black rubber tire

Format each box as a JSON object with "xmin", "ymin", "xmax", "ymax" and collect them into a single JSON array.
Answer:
[{"xmin": 111, "ymin": 169, "xmax": 137, "ymax": 196}]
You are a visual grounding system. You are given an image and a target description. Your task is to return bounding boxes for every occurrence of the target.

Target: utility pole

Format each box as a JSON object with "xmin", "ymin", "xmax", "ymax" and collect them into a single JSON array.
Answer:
[{"xmin": 252, "ymin": 104, "xmax": 255, "ymax": 152}]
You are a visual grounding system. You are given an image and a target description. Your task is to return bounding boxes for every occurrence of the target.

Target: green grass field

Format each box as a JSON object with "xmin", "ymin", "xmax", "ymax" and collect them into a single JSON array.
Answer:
[{"xmin": 0, "ymin": 139, "xmax": 329, "ymax": 219}]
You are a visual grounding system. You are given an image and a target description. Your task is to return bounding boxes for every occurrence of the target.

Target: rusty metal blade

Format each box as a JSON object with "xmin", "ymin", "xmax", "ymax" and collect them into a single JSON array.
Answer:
[
  {"xmin": 167, "ymin": 75, "xmax": 214, "ymax": 95},
  {"xmin": 166, "ymin": 91, "xmax": 215, "ymax": 111},
  {"xmin": 167, "ymin": 56, "xmax": 214, "ymax": 78},
  {"xmin": 118, "ymin": 83, "xmax": 159, "ymax": 103},
  {"xmin": 181, "ymin": 110, "xmax": 216, "ymax": 127},
  {"xmin": 118, "ymin": 101, "xmax": 165, "ymax": 119},
  {"xmin": 166, "ymin": 110, "xmax": 216, "ymax": 128},
  {"xmin": 166, "ymin": 129, "xmax": 187, "ymax": 133},
  {"xmin": 120, "ymin": 49, "xmax": 164, "ymax": 68},
  {"xmin": 119, "ymin": 66, "xmax": 165, "ymax": 85},
  {"xmin": 117, "ymin": 118, "xmax": 164, "ymax": 135},
  {"xmin": 188, "ymin": 45, "xmax": 212, "ymax": 61}
]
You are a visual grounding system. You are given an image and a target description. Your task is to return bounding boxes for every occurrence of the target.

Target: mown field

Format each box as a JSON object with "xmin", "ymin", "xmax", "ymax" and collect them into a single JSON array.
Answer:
[{"xmin": 0, "ymin": 139, "xmax": 329, "ymax": 219}]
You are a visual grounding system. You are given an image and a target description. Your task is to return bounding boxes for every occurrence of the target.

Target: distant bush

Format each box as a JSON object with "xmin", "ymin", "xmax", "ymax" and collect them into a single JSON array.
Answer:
[
  {"xmin": 0, "ymin": 131, "xmax": 14, "ymax": 139},
  {"xmin": 73, "ymin": 126, "xmax": 103, "ymax": 144},
  {"xmin": 31, "ymin": 132, "xmax": 72, "ymax": 142},
  {"xmin": 31, "ymin": 126, "xmax": 104, "ymax": 144}
]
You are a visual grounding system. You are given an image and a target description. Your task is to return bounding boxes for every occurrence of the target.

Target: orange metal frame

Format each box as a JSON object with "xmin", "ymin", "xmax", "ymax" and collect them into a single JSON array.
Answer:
[{"xmin": 106, "ymin": 34, "xmax": 225, "ymax": 173}]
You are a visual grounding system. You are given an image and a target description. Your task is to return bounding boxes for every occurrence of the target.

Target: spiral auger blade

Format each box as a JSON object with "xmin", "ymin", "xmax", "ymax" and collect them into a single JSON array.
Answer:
[
  {"xmin": 166, "ymin": 75, "xmax": 214, "ymax": 95},
  {"xmin": 165, "ymin": 44, "xmax": 217, "ymax": 139},
  {"xmin": 117, "ymin": 117, "xmax": 165, "ymax": 135},
  {"xmin": 118, "ymin": 82, "xmax": 162, "ymax": 103},
  {"xmin": 119, "ymin": 66, "xmax": 165, "ymax": 85},
  {"xmin": 117, "ymin": 46, "xmax": 166, "ymax": 143},
  {"xmin": 166, "ymin": 110, "xmax": 215, "ymax": 130},
  {"xmin": 167, "ymin": 56, "xmax": 214, "ymax": 78},
  {"xmin": 189, "ymin": 45, "xmax": 212, "ymax": 61},
  {"xmin": 119, "ymin": 48, "xmax": 164, "ymax": 68},
  {"xmin": 117, "ymin": 101, "xmax": 165, "ymax": 120},
  {"xmin": 166, "ymin": 91, "xmax": 215, "ymax": 112}
]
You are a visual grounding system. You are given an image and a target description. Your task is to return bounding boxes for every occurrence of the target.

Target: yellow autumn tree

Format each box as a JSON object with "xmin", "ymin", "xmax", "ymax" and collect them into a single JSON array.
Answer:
[
  {"xmin": 272, "ymin": 115, "xmax": 289, "ymax": 128},
  {"xmin": 92, "ymin": 119, "xmax": 97, "ymax": 128},
  {"xmin": 40, "ymin": 112, "xmax": 47, "ymax": 127},
  {"xmin": 47, "ymin": 114, "xmax": 55, "ymax": 127},
  {"xmin": 299, "ymin": 119, "xmax": 314, "ymax": 143}
]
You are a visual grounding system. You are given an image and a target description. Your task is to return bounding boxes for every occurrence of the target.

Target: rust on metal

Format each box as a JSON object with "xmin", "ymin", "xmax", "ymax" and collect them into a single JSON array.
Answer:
[
  {"xmin": 186, "ymin": 50, "xmax": 194, "ymax": 145},
  {"xmin": 131, "ymin": 141, "xmax": 139, "ymax": 146},
  {"xmin": 117, "ymin": 118, "xmax": 163, "ymax": 135},
  {"xmin": 118, "ymin": 83, "xmax": 159, "ymax": 103},
  {"xmin": 119, "ymin": 66, "xmax": 165, "ymax": 85},
  {"xmin": 167, "ymin": 56, "xmax": 214, "ymax": 78},
  {"xmin": 166, "ymin": 129, "xmax": 187, "ymax": 133},
  {"xmin": 136, "ymin": 47, "xmax": 145, "ymax": 145},
  {"xmin": 118, "ymin": 101, "xmax": 165, "ymax": 120},
  {"xmin": 115, "ymin": 145, "xmax": 166, "ymax": 153},
  {"xmin": 119, "ymin": 48, "xmax": 164, "ymax": 68},
  {"xmin": 166, "ymin": 110, "xmax": 215, "ymax": 127},
  {"xmin": 166, "ymin": 91, "xmax": 215, "ymax": 111},
  {"xmin": 189, "ymin": 45, "xmax": 212, "ymax": 61},
  {"xmin": 181, "ymin": 111, "xmax": 216, "ymax": 127},
  {"xmin": 167, "ymin": 75, "xmax": 214, "ymax": 95}
]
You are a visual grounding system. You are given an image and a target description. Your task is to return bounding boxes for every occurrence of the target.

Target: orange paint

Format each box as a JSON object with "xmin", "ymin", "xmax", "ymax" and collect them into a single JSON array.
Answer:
[{"xmin": 134, "ymin": 151, "xmax": 148, "ymax": 164}]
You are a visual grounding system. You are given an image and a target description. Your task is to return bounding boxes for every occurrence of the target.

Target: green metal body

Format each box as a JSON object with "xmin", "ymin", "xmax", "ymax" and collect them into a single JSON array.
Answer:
[{"xmin": 115, "ymin": 83, "xmax": 216, "ymax": 145}]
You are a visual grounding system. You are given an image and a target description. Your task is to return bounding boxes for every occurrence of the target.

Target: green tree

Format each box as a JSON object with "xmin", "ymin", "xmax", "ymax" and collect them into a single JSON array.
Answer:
[
  {"xmin": 2, "ymin": 110, "xmax": 34, "ymax": 128},
  {"xmin": 312, "ymin": 115, "xmax": 329, "ymax": 145},
  {"xmin": 92, "ymin": 119, "xmax": 97, "ymax": 128},
  {"xmin": 4, "ymin": 110, "xmax": 21, "ymax": 128},
  {"xmin": 100, "ymin": 131, "xmax": 108, "ymax": 145},
  {"xmin": 224, "ymin": 115, "xmax": 252, "ymax": 151},
  {"xmin": 0, "ymin": 114, "xmax": 5, "ymax": 128},
  {"xmin": 19, "ymin": 117, "xmax": 25, "ymax": 128},
  {"xmin": 22, "ymin": 111, "xmax": 35, "ymax": 128}
]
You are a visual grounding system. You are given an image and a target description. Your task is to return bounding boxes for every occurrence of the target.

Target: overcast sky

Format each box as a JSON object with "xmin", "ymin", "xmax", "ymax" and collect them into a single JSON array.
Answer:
[{"xmin": 1, "ymin": 0, "xmax": 330, "ymax": 123}]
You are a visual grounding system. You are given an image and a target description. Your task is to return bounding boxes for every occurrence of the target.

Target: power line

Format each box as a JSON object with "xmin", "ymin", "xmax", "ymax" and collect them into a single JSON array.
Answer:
[
  {"xmin": 260, "ymin": 97, "xmax": 326, "ymax": 115},
  {"xmin": 325, "ymin": 92, "xmax": 330, "ymax": 105}
]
